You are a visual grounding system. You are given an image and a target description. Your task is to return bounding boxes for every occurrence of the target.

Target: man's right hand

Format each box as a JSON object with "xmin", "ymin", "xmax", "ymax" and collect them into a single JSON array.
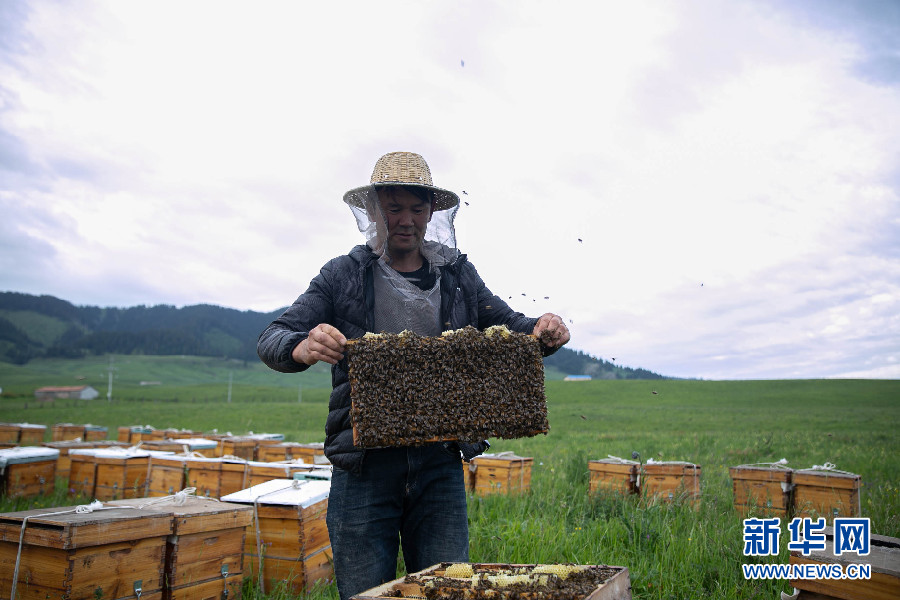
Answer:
[{"xmin": 292, "ymin": 324, "xmax": 347, "ymax": 366}]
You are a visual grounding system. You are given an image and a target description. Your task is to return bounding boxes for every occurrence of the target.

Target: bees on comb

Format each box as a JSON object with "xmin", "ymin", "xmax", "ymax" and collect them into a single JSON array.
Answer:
[{"xmin": 346, "ymin": 325, "xmax": 548, "ymax": 448}]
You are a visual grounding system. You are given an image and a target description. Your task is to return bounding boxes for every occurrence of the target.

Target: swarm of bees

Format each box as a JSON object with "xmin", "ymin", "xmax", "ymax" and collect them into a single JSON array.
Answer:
[{"xmin": 347, "ymin": 326, "xmax": 548, "ymax": 448}]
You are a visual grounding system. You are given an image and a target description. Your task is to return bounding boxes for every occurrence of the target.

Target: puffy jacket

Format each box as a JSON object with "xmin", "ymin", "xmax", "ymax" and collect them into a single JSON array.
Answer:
[{"xmin": 257, "ymin": 244, "xmax": 542, "ymax": 474}]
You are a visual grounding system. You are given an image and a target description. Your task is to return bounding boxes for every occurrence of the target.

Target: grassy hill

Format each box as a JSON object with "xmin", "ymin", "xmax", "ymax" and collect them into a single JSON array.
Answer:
[{"xmin": 0, "ymin": 291, "xmax": 665, "ymax": 379}]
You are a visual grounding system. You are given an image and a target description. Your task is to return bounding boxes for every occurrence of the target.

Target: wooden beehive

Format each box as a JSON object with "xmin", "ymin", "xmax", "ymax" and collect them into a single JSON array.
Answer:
[
  {"xmin": 182, "ymin": 456, "xmax": 251, "ymax": 499},
  {"xmin": 0, "ymin": 503, "xmax": 173, "ymax": 600},
  {"xmin": 146, "ymin": 455, "xmax": 189, "ymax": 497},
  {"xmin": 792, "ymin": 467, "xmax": 861, "ymax": 522},
  {"xmin": 221, "ymin": 479, "xmax": 332, "ymax": 593},
  {"xmin": 640, "ymin": 461, "xmax": 701, "ymax": 507},
  {"xmin": 218, "ymin": 436, "xmax": 258, "ymax": 460},
  {"xmin": 106, "ymin": 496, "xmax": 253, "ymax": 600},
  {"xmin": 257, "ymin": 442, "xmax": 328, "ymax": 464},
  {"xmin": 352, "ymin": 562, "xmax": 633, "ymax": 600},
  {"xmin": 141, "ymin": 438, "xmax": 219, "ymax": 458},
  {"xmin": 42, "ymin": 440, "xmax": 130, "ymax": 481},
  {"xmin": 156, "ymin": 428, "xmax": 201, "ymax": 440},
  {"xmin": 17, "ymin": 423, "xmax": 47, "ymax": 445},
  {"xmin": 0, "ymin": 447, "xmax": 59, "ymax": 498},
  {"xmin": 83, "ymin": 425, "xmax": 108, "ymax": 441},
  {"xmin": 589, "ymin": 458, "xmax": 639, "ymax": 496},
  {"xmin": 52, "ymin": 423, "xmax": 86, "ymax": 441},
  {"xmin": 125, "ymin": 425, "xmax": 157, "ymax": 443},
  {"xmin": 470, "ymin": 453, "xmax": 533, "ymax": 496},
  {"xmin": 245, "ymin": 461, "xmax": 331, "ymax": 488},
  {"xmin": 68, "ymin": 448, "xmax": 175, "ymax": 501},
  {"xmin": 729, "ymin": 464, "xmax": 793, "ymax": 517},
  {"xmin": 789, "ymin": 527, "xmax": 899, "ymax": 600},
  {"xmin": 347, "ymin": 327, "xmax": 548, "ymax": 448},
  {"xmin": 0, "ymin": 424, "xmax": 19, "ymax": 444}
]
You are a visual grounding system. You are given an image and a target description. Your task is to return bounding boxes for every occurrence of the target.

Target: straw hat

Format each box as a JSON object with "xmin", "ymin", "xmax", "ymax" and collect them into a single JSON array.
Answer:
[{"xmin": 343, "ymin": 151, "xmax": 460, "ymax": 211}]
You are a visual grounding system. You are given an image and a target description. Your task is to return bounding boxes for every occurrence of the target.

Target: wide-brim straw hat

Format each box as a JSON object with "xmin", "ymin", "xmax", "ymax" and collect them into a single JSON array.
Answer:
[{"xmin": 343, "ymin": 151, "xmax": 460, "ymax": 211}]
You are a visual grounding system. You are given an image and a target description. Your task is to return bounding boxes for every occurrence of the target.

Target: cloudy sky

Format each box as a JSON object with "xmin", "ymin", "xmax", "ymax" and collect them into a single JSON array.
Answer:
[{"xmin": 2, "ymin": 0, "xmax": 898, "ymax": 380}]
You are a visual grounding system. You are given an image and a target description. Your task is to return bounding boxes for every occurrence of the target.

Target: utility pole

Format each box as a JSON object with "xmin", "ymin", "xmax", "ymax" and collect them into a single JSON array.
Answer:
[
  {"xmin": 227, "ymin": 371, "xmax": 233, "ymax": 403},
  {"xmin": 106, "ymin": 356, "xmax": 115, "ymax": 403}
]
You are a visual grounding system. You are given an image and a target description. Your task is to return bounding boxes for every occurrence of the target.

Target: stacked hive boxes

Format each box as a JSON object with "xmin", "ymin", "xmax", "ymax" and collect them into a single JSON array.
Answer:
[
  {"xmin": 222, "ymin": 479, "xmax": 333, "ymax": 593},
  {"xmin": 68, "ymin": 447, "xmax": 175, "ymax": 501},
  {"xmin": 0, "ymin": 503, "xmax": 173, "ymax": 600},
  {"xmin": 42, "ymin": 440, "xmax": 129, "ymax": 480},
  {"xmin": 466, "ymin": 453, "xmax": 533, "ymax": 496}
]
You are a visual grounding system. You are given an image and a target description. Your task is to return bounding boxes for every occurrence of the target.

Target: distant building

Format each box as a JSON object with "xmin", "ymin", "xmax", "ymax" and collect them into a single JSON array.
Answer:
[
  {"xmin": 34, "ymin": 385, "xmax": 99, "ymax": 401},
  {"xmin": 563, "ymin": 375, "xmax": 592, "ymax": 382}
]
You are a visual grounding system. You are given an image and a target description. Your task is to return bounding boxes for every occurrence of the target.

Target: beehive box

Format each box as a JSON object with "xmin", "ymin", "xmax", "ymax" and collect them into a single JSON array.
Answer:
[
  {"xmin": 0, "ymin": 447, "xmax": 59, "ymax": 498},
  {"xmin": 141, "ymin": 438, "xmax": 219, "ymax": 458},
  {"xmin": 17, "ymin": 423, "xmax": 48, "ymax": 445},
  {"xmin": 792, "ymin": 467, "xmax": 861, "ymax": 522},
  {"xmin": 68, "ymin": 448, "xmax": 175, "ymax": 500},
  {"xmin": 221, "ymin": 479, "xmax": 332, "ymax": 593},
  {"xmin": 470, "ymin": 453, "xmax": 533, "ymax": 496},
  {"xmin": 83, "ymin": 425, "xmax": 108, "ymax": 441},
  {"xmin": 729, "ymin": 464, "xmax": 793, "ymax": 517},
  {"xmin": 217, "ymin": 436, "xmax": 258, "ymax": 460},
  {"xmin": 52, "ymin": 423, "xmax": 87, "ymax": 441},
  {"xmin": 106, "ymin": 497, "xmax": 253, "ymax": 600},
  {"xmin": 245, "ymin": 461, "xmax": 331, "ymax": 488},
  {"xmin": 245, "ymin": 434, "xmax": 284, "ymax": 460},
  {"xmin": 121, "ymin": 425, "xmax": 157, "ymax": 443},
  {"xmin": 352, "ymin": 562, "xmax": 632, "ymax": 600},
  {"xmin": 0, "ymin": 503, "xmax": 173, "ymax": 600},
  {"xmin": 43, "ymin": 440, "xmax": 130, "ymax": 480},
  {"xmin": 789, "ymin": 527, "xmax": 899, "ymax": 600},
  {"xmin": 0, "ymin": 424, "xmax": 19, "ymax": 444},
  {"xmin": 156, "ymin": 428, "xmax": 201, "ymax": 440},
  {"xmin": 589, "ymin": 458, "xmax": 639, "ymax": 496},
  {"xmin": 146, "ymin": 455, "xmax": 189, "ymax": 497},
  {"xmin": 641, "ymin": 461, "xmax": 701, "ymax": 507},
  {"xmin": 182, "ymin": 456, "xmax": 251, "ymax": 499},
  {"xmin": 257, "ymin": 442, "xmax": 328, "ymax": 464},
  {"xmin": 347, "ymin": 326, "xmax": 548, "ymax": 448}
]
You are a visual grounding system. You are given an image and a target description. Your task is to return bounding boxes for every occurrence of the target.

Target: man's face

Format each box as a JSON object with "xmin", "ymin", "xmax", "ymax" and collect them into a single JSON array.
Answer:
[{"xmin": 375, "ymin": 187, "xmax": 432, "ymax": 257}]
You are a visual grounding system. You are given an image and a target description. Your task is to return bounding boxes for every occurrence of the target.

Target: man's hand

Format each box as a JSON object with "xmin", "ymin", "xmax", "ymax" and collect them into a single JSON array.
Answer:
[
  {"xmin": 533, "ymin": 313, "xmax": 570, "ymax": 349},
  {"xmin": 292, "ymin": 324, "xmax": 347, "ymax": 366}
]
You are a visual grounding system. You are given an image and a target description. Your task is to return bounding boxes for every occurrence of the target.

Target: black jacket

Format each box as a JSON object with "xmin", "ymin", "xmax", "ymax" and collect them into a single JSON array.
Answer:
[{"xmin": 257, "ymin": 244, "xmax": 541, "ymax": 474}]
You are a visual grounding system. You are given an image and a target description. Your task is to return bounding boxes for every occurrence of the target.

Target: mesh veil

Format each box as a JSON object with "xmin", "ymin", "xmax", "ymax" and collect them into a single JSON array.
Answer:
[{"xmin": 343, "ymin": 184, "xmax": 460, "ymax": 266}]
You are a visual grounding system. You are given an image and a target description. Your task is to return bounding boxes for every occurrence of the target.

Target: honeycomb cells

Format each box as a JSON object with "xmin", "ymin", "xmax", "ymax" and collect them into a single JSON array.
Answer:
[{"xmin": 347, "ymin": 326, "xmax": 548, "ymax": 447}]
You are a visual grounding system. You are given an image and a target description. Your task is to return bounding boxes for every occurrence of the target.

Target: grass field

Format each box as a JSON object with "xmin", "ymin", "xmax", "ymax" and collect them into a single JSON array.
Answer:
[{"xmin": 1, "ymin": 356, "xmax": 898, "ymax": 599}]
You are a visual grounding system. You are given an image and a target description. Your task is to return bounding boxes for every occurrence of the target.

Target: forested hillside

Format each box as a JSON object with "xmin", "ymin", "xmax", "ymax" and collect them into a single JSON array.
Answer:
[{"xmin": 0, "ymin": 291, "xmax": 666, "ymax": 379}]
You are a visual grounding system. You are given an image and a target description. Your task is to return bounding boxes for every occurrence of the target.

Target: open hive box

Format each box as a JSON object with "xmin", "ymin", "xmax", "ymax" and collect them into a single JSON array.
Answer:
[
  {"xmin": 0, "ymin": 502, "xmax": 173, "ymax": 600},
  {"xmin": 792, "ymin": 466, "xmax": 861, "ymax": 522},
  {"xmin": 352, "ymin": 562, "xmax": 632, "ymax": 600},
  {"xmin": 468, "ymin": 453, "xmax": 533, "ymax": 496},
  {"xmin": 729, "ymin": 463, "xmax": 793, "ymax": 517},
  {"xmin": 0, "ymin": 447, "xmax": 59, "ymax": 498},
  {"xmin": 588, "ymin": 458, "xmax": 639, "ymax": 497},
  {"xmin": 221, "ymin": 479, "xmax": 332, "ymax": 594},
  {"xmin": 789, "ymin": 526, "xmax": 899, "ymax": 600},
  {"xmin": 105, "ymin": 496, "xmax": 253, "ymax": 600},
  {"xmin": 347, "ymin": 326, "xmax": 548, "ymax": 448},
  {"xmin": 68, "ymin": 447, "xmax": 175, "ymax": 501},
  {"xmin": 640, "ymin": 461, "xmax": 701, "ymax": 508},
  {"xmin": 43, "ymin": 440, "xmax": 130, "ymax": 480}
]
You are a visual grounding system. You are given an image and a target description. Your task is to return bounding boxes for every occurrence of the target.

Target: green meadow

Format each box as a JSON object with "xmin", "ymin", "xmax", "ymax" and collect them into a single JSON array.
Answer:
[{"xmin": 1, "ymin": 356, "xmax": 898, "ymax": 599}]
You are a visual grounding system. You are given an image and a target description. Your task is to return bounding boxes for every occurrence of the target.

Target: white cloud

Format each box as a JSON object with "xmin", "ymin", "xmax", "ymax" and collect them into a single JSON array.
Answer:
[{"xmin": 0, "ymin": 0, "xmax": 898, "ymax": 379}]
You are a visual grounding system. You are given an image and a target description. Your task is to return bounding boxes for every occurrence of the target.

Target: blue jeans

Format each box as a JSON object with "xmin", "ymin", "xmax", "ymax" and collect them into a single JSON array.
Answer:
[{"xmin": 326, "ymin": 443, "xmax": 469, "ymax": 600}]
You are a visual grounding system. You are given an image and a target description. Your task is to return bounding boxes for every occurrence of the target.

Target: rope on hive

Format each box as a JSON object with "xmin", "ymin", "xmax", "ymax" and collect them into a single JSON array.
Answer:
[
  {"xmin": 137, "ymin": 487, "xmax": 200, "ymax": 508},
  {"xmin": 736, "ymin": 458, "xmax": 791, "ymax": 469},
  {"xmin": 11, "ymin": 501, "xmax": 131, "ymax": 600}
]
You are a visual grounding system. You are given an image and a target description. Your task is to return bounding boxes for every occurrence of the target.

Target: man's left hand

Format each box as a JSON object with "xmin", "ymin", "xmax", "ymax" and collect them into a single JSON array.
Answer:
[{"xmin": 533, "ymin": 313, "xmax": 570, "ymax": 348}]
